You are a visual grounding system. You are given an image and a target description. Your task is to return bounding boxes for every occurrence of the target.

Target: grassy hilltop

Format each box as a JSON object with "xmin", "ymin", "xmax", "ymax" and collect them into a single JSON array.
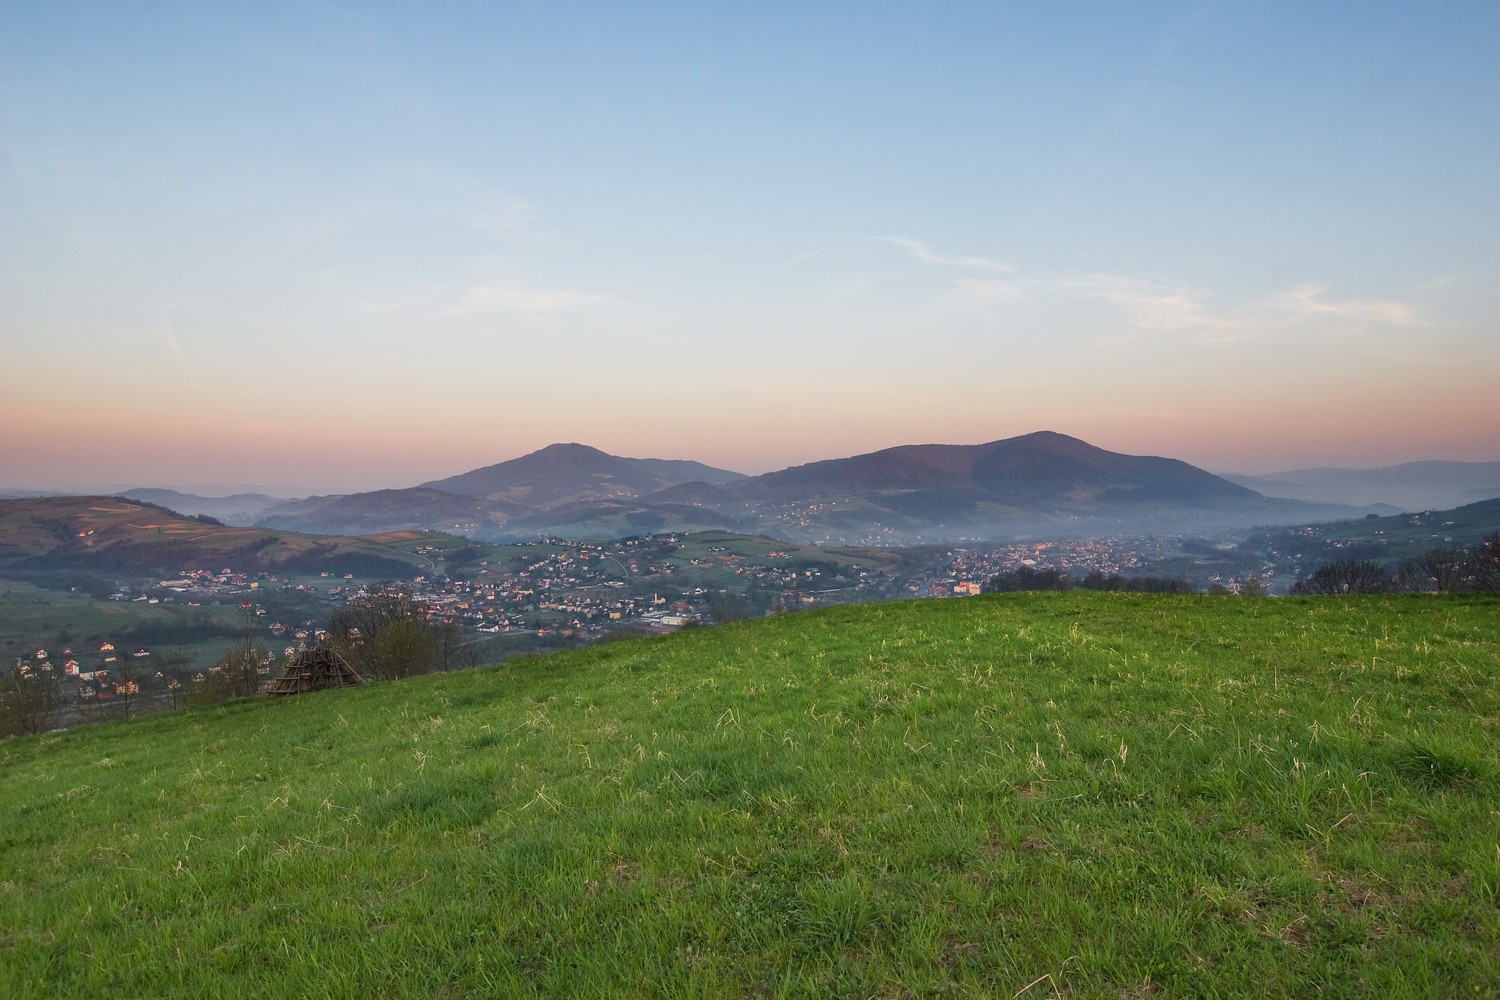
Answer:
[{"xmin": 2, "ymin": 593, "xmax": 1497, "ymax": 998}]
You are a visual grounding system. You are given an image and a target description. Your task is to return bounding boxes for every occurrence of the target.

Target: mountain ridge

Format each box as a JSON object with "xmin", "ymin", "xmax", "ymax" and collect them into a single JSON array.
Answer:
[
  {"xmin": 61, "ymin": 434, "xmax": 1430, "ymax": 543},
  {"xmin": 250, "ymin": 433, "xmax": 1400, "ymax": 542},
  {"xmin": 1221, "ymin": 458, "xmax": 1500, "ymax": 511},
  {"xmin": 733, "ymin": 431, "xmax": 1258, "ymax": 509},
  {"xmin": 420, "ymin": 442, "xmax": 747, "ymax": 507}
]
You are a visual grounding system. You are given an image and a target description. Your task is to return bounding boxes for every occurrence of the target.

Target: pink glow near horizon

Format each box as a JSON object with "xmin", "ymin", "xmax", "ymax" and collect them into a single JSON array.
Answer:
[
  {"xmin": 4, "ymin": 6, "xmax": 1496, "ymax": 496},
  {"xmin": 8, "ymin": 398, "xmax": 1496, "ymax": 495}
]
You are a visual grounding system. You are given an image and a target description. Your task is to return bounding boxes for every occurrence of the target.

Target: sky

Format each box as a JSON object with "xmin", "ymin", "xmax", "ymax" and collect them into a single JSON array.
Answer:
[{"xmin": 3, "ymin": 1, "xmax": 1497, "ymax": 495}]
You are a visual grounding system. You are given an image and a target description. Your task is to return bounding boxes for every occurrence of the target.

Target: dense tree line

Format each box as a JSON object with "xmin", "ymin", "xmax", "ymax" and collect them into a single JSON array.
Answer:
[
  {"xmin": 1290, "ymin": 533, "xmax": 1500, "ymax": 595},
  {"xmin": 275, "ymin": 548, "xmax": 415, "ymax": 578},
  {"xmin": 14, "ymin": 533, "xmax": 412, "ymax": 579},
  {"xmin": 985, "ymin": 566, "xmax": 1195, "ymax": 594},
  {"xmin": 440, "ymin": 545, "xmax": 487, "ymax": 573}
]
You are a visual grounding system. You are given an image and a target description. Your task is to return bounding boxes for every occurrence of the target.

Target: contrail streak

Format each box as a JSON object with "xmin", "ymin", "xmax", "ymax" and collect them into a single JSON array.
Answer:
[{"xmin": 744, "ymin": 246, "xmax": 827, "ymax": 285}]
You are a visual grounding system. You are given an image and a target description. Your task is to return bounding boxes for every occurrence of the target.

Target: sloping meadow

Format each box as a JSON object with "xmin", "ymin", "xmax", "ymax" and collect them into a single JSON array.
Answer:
[{"xmin": 2, "ymin": 593, "xmax": 1496, "ymax": 998}]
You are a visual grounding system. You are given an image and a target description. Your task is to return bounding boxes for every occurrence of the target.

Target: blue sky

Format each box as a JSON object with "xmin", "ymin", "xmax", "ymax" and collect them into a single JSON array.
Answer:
[{"xmin": 3, "ymin": 2, "xmax": 1496, "ymax": 493}]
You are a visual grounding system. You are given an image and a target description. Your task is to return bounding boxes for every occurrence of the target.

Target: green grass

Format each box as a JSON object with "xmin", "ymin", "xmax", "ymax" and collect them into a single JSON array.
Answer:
[
  {"xmin": 0, "ymin": 578, "xmax": 160, "ymax": 640},
  {"xmin": 2, "ymin": 593, "xmax": 1497, "ymax": 998},
  {"xmin": 0, "ymin": 578, "xmax": 247, "ymax": 651}
]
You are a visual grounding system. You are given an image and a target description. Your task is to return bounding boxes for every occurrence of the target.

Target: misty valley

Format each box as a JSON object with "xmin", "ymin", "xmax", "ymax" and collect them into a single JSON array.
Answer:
[{"xmin": 3, "ymin": 433, "xmax": 1497, "ymax": 734}]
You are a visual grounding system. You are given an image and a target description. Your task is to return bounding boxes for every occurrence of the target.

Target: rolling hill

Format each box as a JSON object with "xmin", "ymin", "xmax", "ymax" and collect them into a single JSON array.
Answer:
[
  {"xmin": 255, "ymin": 488, "xmax": 527, "ymax": 537},
  {"xmin": 703, "ymin": 431, "xmax": 1350, "ymax": 540},
  {"xmin": 254, "ymin": 445, "xmax": 754, "ymax": 541},
  {"xmin": 422, "ymin": 442, "xmax": 747, "ymax": 506},
  {"xmin": 2, "ymin": 592, "xmax": 1495, "ymax": 997},
  {"xmin": 733, "ymin": 431, "xmax": 1258, "ymax": 507},
  {"xmin": 0, "ymin": 496, "xmax": 433, "ymax": 577}
]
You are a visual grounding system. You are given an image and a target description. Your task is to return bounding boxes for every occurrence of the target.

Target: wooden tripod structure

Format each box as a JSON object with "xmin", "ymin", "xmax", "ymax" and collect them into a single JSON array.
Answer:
[{"xmin": 261, "ymin": 646, "xmax": 365, "ymax": 698}]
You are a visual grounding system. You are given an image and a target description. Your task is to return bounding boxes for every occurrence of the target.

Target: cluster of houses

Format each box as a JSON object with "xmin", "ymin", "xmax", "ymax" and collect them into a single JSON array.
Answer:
[
  {"xmin": 410, "ymin": 542, "xmax": 711, "ymax": 639},
  {"xmin": 402, "ymin": 536, "xmax": 905, "ymax": 639},
  {"xmin": 13, "ymin": 533, "xmax": 1214, "ymax": 703},
  {"xmin": 14, "ymin": 641, "xmax": 153, "ymax": 703},
  {"xmin": 932, "ymin": 539, "xmax": 1153, "ymax": 596}
]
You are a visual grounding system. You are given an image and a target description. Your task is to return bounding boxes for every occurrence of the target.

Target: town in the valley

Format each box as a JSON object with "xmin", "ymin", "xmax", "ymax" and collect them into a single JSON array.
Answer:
[
  {"xmin": 16, "ymin": 496, "xmax": 1490, "ymax": 716},
  {"xmin": 13, "ymin": 529, "xmax": 1260, "ymax": 709}
]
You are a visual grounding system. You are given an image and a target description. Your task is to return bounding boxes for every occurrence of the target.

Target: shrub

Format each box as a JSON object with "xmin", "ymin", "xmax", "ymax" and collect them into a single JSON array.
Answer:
[
  {"xmin": 1290, "ymin": 559, "xmax": 1390, "ymax": 595},
  {"xmin": 0, "ymin": 665, "xmax": 66, "ymax": 737}
]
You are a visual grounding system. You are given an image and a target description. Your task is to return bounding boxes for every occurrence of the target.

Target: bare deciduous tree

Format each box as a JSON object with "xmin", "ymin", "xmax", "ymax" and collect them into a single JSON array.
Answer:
[
  {"xmin": 0, "ymin": 663, "xmax": 66, "ymax": 738},
  {"xmin": 1290, "ymin": 559, "xmax": 1391, "ymax": 595},
  {"xmin": 1394, "ymin": 547, "xmax": 1469, "ymax": 594},
  {"xmin": 1469, "ymin": 532, "xmax": 1500, "ymax": 593},
  {"xmin": 192, "ymin": 608, "xmax": 268, "ymax": 704},
  {"xmin": 328, "ymin": 584, "xmax": 443, "ymax": 681}
]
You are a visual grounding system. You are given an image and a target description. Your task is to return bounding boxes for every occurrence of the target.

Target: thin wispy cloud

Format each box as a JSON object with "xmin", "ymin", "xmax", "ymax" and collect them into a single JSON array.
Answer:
[
  {"xmin": 873, "ymin": 235, "xmax": 1430, "ymax": 341},
  {"xmin": 1270, "ymin": 286, "xmax": 1422, "ymax": 327},
  {"xmin": 742, "ymin": 246, "xmax": 828, "ymax": 286},
  {"xmin": 362, "ymin": 272, "xmax": 615, "ymax": 320},
  {"xmin": 1070, "ymin": 278, "xmax": 1428, "ymax": 342},
  {"xmin": 924, "ymin": 261, "xmax": 1429, "ymax": 348},
  {"xmin": 937, "ymin": 277, "xmax": 1029, "ymax": 321},
  {"xmin": 156, "ymin": 300, "xmax": 190, "ymax": 368},
  {"xmin": 442, "ymin": 276, "xmax": 611, "ymax": 318},
  {"xmin": 1050, "ymin": 273, "xmax": 1227, "ymax": 333},
  {"xmin": 951, "ymin": 277, "xmax": 1027, "ymax": 302},
  {"xmin": 877, "ymin": 236, "xmax": 1015, "ymax": 273},
  {"xmin": 927, "ymin": 266, "xmax": 1231, "ymax": 338}
]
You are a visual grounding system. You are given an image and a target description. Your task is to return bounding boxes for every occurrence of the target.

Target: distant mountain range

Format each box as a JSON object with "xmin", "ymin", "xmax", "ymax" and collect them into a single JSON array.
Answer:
[
  {"xmin": 254, "ymin": 488, "xmax": 524, "ymax": 537},
  {"xmin": 10, "ymin": 434, "xmax": 1491, "ymax": 545},
  {"xmin": 247, "ymin": 432, "xmax": 1411, "ymax": 543},
  {"xmin": 117, "ymin": 488, "xmax": 285, "ymax": 524},
  {"xmin": 5, "ymin": 432, "xmax": 1497, "ymax": 551},
  {"xmin": 1221, "ymin": 460, "xmax": 1500, "ymax": 512}
]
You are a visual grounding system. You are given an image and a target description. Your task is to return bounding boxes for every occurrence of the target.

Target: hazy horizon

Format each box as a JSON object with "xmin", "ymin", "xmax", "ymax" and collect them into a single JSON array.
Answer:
[
  {"xmin": 5, "ymin": 2, "xmax": 1496, "ymax": 495},
  {"xmin": 7, "ymin": 432, "xmax": 1500, "ymax": 501}
]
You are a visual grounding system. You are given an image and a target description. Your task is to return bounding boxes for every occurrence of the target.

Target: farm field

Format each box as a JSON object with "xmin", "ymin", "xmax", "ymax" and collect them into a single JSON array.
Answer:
[
  {"xmin": 0, "ymin": 577, "xmax": 249, "ymax": 655},
  {"xmin": 1, "ymin": 593, "xmax": 1497, "ymax": 998},
  {"xmin": 0, "ymin": 495, "xmax": 435, "ymax": 576}
]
